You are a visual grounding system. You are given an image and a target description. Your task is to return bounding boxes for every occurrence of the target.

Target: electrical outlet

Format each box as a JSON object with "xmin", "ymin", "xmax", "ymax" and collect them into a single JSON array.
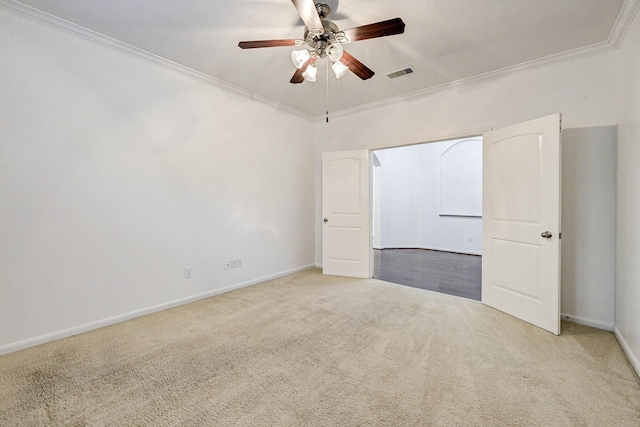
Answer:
[
  {"xmin": 468, "ymin": 236, "xmax": 473, "ymax": 242},
  {"xmin": 225, "ymin": 259, "xmax": 242, "ymax": 270},
  {"xmin": 184, "ymin": 267, "xmax": 192, "ymax": 278}
]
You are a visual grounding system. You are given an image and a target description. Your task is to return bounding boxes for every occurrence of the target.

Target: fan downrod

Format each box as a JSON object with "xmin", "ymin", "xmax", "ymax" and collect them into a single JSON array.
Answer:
[
  {"xmin": 302, "ymin": 3, "xmax": 348, "ymax": 58},
  {"xmin": 315, "ymin": 3, "xmax": 331, "ymax": 19}
]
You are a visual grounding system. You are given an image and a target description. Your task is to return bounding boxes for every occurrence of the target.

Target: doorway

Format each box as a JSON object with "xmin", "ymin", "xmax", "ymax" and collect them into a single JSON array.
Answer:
[
  {"xmin": 372, "ymin": 137, "xmax": 483, "ymax": 300},
  {"xmin": 322, "ymin": 114, "xmax": 562, "ymax": 333}
]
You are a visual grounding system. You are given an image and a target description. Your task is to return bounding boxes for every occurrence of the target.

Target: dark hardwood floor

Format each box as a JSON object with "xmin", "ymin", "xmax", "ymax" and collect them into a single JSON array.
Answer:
[{"xmin": 373, "ymin": 249, "xmax": 482, "ymax": 300}]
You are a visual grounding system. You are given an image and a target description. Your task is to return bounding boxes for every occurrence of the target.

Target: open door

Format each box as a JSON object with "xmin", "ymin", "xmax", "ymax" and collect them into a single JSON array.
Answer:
[
  {"xmin": 322, "ymin": 150, "xmax": 371, "ymax": 278},
  {"xmin": 482, "ymin": 114, "xmax": 562, "ymax": 335}
]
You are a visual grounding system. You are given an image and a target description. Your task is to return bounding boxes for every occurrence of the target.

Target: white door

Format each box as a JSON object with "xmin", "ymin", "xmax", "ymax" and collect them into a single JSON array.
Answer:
[
  {"xmin": 322, "ymin": 150, "xmax": 371, "ymax": 278},
  {"xmin": 482, "ymin": 114, "xmax": 562, "ymax": 335}
]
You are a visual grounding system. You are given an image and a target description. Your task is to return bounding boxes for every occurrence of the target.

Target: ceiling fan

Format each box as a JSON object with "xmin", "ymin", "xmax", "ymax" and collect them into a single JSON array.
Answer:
[{"xmin": 238, "ymin": 0, "xmax": 405, "ymax": 84}]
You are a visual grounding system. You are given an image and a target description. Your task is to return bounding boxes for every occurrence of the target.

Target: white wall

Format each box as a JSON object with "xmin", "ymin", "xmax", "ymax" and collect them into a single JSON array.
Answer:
[
  {"xmin": 315, "ymin": 49, "xmax": 618, "ymax": 330},
  {"xmin": 373, "ymin": 139, "xmax": 482, "ymax": 254},
  {"xmin": 615, "ymin": 7, "xmax": 640, "ymax": 375},
  {"xmin": 0, "ymin": 10, "xmax": 315, "ymax": 353},
  {"xmin": 561, "ymin": 126, "xmax": 616, "ymax": 328}
]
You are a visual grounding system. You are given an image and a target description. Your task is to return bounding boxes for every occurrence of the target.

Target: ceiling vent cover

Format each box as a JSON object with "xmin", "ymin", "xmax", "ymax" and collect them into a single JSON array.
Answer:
[{"xmin": 387, "ymin": 67, "xmax": 414, "ymax": 79}]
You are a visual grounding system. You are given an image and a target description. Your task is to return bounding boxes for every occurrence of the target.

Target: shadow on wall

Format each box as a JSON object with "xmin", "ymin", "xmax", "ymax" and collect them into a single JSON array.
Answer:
[{"xmin": 560, "ymin": 126, "xmax": 616, "ymax": 329}]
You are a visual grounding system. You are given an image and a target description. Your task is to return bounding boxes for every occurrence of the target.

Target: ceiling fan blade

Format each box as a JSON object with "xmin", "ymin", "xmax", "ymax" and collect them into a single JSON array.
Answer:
[
  {"xmin": 342, "ymin": 18, "xmax": 406, "ymax": 43},
  {"xmin": 238, "ymin": 39, "xmax": 299, "ymax": 49},
  {"xmin": 340, "ymin": 51, "xmax": 375, "ymax": 80},
  {"xmin": 290, "ymin": 69, "xmax": 305, "ymax": 84},
  {"xmin": 291, "ymin": 0, "xmax": 324, "ymax": 32},
  {"xmin": 290, "ymin": 59, "xmax": 312, "ymax": 84}
]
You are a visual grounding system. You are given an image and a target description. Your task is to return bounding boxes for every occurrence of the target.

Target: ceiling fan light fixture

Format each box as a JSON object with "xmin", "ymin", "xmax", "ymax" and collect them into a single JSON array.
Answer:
[
  {"xmin": 302, "ymin": 63, "xmax": 318, "ymax": 82},
  {"xmin": 239, "ymin": 3, "xmax": 406, "ymax": 87},
  {"xmin": 291, "ymin": 49, "xmax": 311, "ymax": 69},
  {"xmin": 327, "ymin": 43, "xmax": 344, "ymax": 62},
  {"xmin": 332, "ymin": 60, "xmax": 349, "ymax": 79}
]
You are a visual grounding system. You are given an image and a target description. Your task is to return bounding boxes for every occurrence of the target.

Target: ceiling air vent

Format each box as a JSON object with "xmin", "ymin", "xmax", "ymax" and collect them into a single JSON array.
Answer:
[{"xmin": 387, "ymin": 67, "xmax": 414, "ymax": 79}]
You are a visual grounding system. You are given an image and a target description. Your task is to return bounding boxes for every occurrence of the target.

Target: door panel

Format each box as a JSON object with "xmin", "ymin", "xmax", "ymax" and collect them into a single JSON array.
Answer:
[
  {"xmin": 492, "ymin": 134, "xmax": 540, "ymax": 221},
  {"xmin": 482, "ymin": 114, "xmax": 561, "ymax": 335},
  {"xmin": 322, "ymin": 150, "xmax": 370, "ymax": 278}
]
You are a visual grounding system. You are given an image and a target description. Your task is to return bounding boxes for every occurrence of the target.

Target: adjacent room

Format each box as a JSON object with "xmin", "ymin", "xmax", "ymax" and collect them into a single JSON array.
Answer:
[
  {"xmin": 372, "ymin": 138, "xmax": 483, "ymax": 300},
  {"xmin": 1, "ymin": 0, "xmax": 639, "ymax": 424}
]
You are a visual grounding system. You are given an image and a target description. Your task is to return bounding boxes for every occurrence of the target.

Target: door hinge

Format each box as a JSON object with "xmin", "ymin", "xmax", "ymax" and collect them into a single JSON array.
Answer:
[{"xmin": 559, "ymin": 232, "xmax": 562, "ymax": 239}]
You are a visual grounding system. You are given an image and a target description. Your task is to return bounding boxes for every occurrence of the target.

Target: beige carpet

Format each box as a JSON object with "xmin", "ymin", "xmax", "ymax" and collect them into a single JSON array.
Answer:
[{"xmin": 1, "ymin": 268, "xmax": 639, "ymax": 426}]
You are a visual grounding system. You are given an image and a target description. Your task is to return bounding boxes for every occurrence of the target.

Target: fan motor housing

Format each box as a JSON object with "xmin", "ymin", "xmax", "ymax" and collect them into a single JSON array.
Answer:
[{"xmin": 304, "ymin": 20, "xmax": 340, "ymax": 57}]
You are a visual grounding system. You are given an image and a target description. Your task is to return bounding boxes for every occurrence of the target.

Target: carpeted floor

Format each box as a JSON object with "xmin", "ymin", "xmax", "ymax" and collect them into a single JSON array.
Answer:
[{"xmin": 1, "ymin": 268, "xmax": 639, "ymax": 426}]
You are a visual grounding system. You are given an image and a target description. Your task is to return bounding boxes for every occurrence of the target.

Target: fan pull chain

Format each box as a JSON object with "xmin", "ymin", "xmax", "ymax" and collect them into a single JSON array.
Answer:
[{"xmin": 326, "ymin": 59, "xmax": 329, "ymax": 123}]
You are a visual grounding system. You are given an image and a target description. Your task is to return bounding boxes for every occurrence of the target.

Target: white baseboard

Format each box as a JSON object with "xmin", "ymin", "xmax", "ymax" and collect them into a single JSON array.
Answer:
[
  {"xmin": 614, "ymin": 326, "xmax": 640, "ymax": 379},
  {"xmin": 561, "ymin": 313, "xmax": 613, "ymax": 331},
  {"xmin": 376, "ymin": 245, "xmax": 482, "ymax": 256},
  {"xmin": 561, "ymin": 316, "xmax": 640, "ymax": 379},
  {"xmin": 0, "ymin": 264, "xmax": 315, "ymax": 356}
]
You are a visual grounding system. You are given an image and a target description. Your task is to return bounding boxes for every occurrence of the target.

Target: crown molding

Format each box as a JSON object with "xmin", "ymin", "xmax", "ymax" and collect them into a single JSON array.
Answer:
[
  {"xmin": 326, "ymin": 39, "xmax": 618, "ymax": 120},
  {"xmin": 0, "ymin": 0, "xmax": 315, "ymax": 121},
  {"xmin": 310, "ymin": 0, "xmax": 640, "ymax": 121},
  {"xmin": 608, "ymin": 0, "xmax": 640, "ymax": 48},
  {"xmin": 3, "ymin": 0, "xmax": 637, "ymax": 121}
]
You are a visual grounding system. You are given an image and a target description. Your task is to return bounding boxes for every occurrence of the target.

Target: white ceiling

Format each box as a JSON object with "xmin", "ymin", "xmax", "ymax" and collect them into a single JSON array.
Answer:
[{"xmin": 5, "ymin": 0, "xmax": 637, "ymax": 117}]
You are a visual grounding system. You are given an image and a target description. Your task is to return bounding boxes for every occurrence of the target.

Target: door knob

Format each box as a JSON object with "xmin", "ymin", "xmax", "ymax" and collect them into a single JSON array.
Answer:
[
  {"xmin": 323, "ymin": 218, "xmax": 328, "ymax": 223},
  {"xmin": 541, "ymin": 231, "xmax": 552, "ymax": 239}
]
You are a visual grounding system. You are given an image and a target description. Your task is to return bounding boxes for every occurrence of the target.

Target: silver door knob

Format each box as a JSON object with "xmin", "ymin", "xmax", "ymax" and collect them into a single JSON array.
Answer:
[
  {"xmin": 323, "ymin": 218, "xmax": 328, "ymax": 223},
  {"xmin": 541, "ymin": 231, "xmax": 552, "ymax": 239}
]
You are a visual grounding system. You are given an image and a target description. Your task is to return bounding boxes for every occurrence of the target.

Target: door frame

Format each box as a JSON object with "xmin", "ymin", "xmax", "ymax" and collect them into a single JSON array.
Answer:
[
  {"xmin": 367, "ymin": 133, "xmax": 487, "ymax": 279},
  {"xmin": 322, "ymin": 130, "xmax": 489, "ymax": 279}
]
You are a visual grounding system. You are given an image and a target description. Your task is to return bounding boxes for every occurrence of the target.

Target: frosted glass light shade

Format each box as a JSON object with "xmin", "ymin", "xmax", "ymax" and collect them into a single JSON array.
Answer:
[
  {"xmin": 302, "ymin": 64, "xmax": 318, "ymax": 82},
  {"xmin": 327, "ymin": 43, "xmax": 344, "ymax": 62},
  {"xmin": 332, "ymin": 60, "xmax": 349, "ymax": 79},
  {"xmin": 291, "ymin": 50, "xmax": 310, "ymax": 69}
]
